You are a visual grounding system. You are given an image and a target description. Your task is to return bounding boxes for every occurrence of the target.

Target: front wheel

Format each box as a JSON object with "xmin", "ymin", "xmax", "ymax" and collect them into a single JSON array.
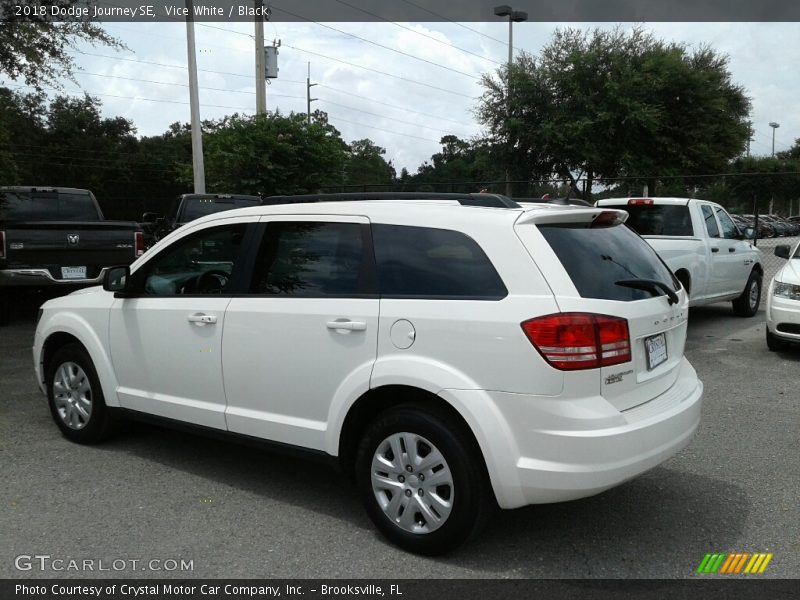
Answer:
[
  {"xmin": 732, "ymin": 271, "xmax": 762, "ymax": 317},
  {"xmin": 355, "ymin": 405, "xmax": 493, "ymax": 555},
  {"xmin": 46, "ymin": 343, "xmax": 118, "ymax": 444}
]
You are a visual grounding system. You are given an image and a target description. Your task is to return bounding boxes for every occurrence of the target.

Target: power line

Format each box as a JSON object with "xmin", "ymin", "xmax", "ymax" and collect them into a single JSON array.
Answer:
[
  {"xmin": 74, "ymin": 70, "xmax": 305, "ymax": 99},
  {"xmin": 317, "ymin": 98, "xmax": 469, "ymax": 136},
  {"xmin": 325, "ymin": 113, "xmax": 439, "ymax": 143},
  {"xmin": 330, "ymin": 0, "xmax": 503, "ymax": 66},
  {"xmin": 397, "ymin": 0, "xmax": 515, "ymax": 48},
  {"xmin": 283, "ymin": 43, "xmax": 476, "ymax": 99},
  {"xmin": 270, "ymin": 4, "xmax": 480, "ymax": 80},
  {"xmin": 317, "ymin": 83, "xmax": 475, "ymax": 127},
  {"xmin": 6, "ymin": 82, "xmax": 259, "ymax": 111},
  {"xmin": 76, "ymin": 51, "xmax": 305, "ymax": 83}
]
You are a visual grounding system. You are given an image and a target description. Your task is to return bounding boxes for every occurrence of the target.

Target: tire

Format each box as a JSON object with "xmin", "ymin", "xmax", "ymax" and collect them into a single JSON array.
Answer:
[
  {"xmin": 45, "ymin": 343, "xmax": 118, "ymax": 444},
  {"xmin": 732, "ymin": 271, "xmax": 762, "ymax": 317},
  {"xmin": 355, "ymin": 404, "xmax": 493, "ymax": 555},
  {"xmin": 766, "ymin": 328, "xmax": 787, "ymax": 352}
]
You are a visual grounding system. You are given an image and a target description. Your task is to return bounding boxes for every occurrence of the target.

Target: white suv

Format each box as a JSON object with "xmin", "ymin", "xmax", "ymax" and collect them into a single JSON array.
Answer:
[{"xmin": 33, "ymin": 193, "xmax": 704, "ymax": 555}]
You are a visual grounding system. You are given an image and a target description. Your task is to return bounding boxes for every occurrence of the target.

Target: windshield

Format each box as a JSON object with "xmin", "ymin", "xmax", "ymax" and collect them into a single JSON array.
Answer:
[
  {"xmin": 539, "ymin": 222, "xmax": 679, "ymax": 301},
  {"xmin": 0, "ymin": 191, "xmax": 100, "ymax": 221},
  {"xmin": 181, "ymin": 197, "xmax": 260, "ymax": 222}
]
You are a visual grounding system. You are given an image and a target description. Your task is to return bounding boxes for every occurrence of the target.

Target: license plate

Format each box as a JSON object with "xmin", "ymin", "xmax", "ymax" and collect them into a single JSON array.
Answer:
[
  {"xmin": 645, "ymin": 333, "xmax": 668, "ymax": 370},
  {"xmin": 61, "ymin": 266, "xmax": 87, "ymax": 280}
]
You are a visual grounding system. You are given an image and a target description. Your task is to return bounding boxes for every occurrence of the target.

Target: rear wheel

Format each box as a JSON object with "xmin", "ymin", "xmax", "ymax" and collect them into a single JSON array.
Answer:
[
  {"xmin": 766, "ymin": 328, "xmax": 787, "ymax": 352},
  {"xmin": 732, "ymin": 271, "xmax": 761, "ymax": 317},
  {"xmin": 355, "ymin": 405, "xmax": 492, "ymax": 555},
  {"xmin": 46, "ymin": 343, "xmax": 118, "ymax": 443}
]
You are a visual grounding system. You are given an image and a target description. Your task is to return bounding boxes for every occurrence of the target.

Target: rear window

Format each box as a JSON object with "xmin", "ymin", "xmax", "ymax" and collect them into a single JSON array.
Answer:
[
  {"xmin": 539, "ymin": 222, "xmax": 679, "ymax": 302},
  {"xmin": 372, "ymin": 224, "xmax": 507, "ymax": 299},
  {"xmin": 181, "ymin": 197, "xmax": 260, "ymax": 221},
  {"xmin": 0, "ymin": 191, "xmax": 100, "ymax": 221},
  {"xmin": 602, "ymin": 204, "xmax": 693, "ymax": 236}
]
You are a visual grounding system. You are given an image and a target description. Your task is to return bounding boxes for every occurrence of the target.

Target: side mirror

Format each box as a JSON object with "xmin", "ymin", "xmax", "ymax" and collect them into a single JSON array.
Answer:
[
  {"xmin": 141, "ymin": 212, "xmax": 162, "ymax": 224},
  {"xmin": 775, "ymin": 245, "xmax": 791, "ymax": 259},
  {"xmin": 103, "ymin": 266, "xmax": 132, "ymax": 295},
  {"xmin": 742, "ymin": 227, "xmax": 757, "ymax": 240}
]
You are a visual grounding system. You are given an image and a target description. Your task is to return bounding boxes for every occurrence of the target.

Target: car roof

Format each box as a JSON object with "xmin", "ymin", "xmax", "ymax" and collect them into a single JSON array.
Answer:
[
  {"xmin": 0, "ymin": 186, "xmax": 90, "ymax": 194},
  {"xmin": 185, "ymin": 197, "xmax": 608, "ymax": 231}
]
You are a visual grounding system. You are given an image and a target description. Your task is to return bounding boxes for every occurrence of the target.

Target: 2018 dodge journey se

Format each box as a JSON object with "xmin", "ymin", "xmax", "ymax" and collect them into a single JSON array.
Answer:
[{"xmin": 33, "ymin": 193, "xmax": 704, "ymax": 555}]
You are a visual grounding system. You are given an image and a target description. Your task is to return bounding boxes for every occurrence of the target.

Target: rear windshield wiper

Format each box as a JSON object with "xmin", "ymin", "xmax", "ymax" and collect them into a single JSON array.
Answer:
[{"xmin": 615, "ymin": 279, "xmax": 679, "ymax": 305}]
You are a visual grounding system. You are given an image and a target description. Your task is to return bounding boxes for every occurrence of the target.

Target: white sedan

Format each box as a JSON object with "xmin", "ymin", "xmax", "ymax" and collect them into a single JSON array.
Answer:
[{"xmin": 766, "ymin": 240, "xmax": 800, "ymax": 351}]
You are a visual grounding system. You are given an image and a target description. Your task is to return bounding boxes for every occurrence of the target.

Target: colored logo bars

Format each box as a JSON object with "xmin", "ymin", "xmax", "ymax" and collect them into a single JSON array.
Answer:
[{"xmin": 697, "ymin": 552, "xmax": 773, "ymax": 574}]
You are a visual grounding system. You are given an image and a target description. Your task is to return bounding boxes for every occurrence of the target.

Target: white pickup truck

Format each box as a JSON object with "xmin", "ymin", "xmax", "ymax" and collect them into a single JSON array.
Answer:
[{"xmin": 596, "ymin": 197, "xmax": 763, "ymax": 317}]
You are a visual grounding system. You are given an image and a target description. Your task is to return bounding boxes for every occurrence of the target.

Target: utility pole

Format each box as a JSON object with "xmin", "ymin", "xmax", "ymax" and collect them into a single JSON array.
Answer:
[
  {"xmin": 746, "ymin": 121, "xmax": 752, "ymax": 157},
  {"xmin": 306, "ymin": 62, "xmax": 317, "ymax": 124},
  {"xmin": 254, "ymin": 0, "xmax": 266, "ymax": 114},
  {"xmin": 184, "ymin": 0, "xmax": 205, "ymax": 193}
]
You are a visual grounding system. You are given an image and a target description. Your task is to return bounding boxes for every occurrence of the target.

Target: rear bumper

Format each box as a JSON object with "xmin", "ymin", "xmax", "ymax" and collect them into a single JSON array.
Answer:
[
  {"xmin": 0, "ymin": 268, "xmax": 109, "ymax": 288},
  {"xmin": 475, "ymin": 358, "xmax": 703, "ymax": 508}
]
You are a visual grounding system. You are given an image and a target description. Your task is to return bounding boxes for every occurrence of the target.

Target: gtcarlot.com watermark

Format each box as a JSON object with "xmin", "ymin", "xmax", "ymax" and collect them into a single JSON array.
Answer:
[{"xmin": 14, "ymin": 554, "xmax": 194, "ymax": 573}]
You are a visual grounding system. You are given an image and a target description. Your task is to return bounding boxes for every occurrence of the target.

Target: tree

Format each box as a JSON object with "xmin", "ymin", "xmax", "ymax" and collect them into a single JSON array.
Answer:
[
  {"xmin": 198, "ymin": 112, "xmax": 350, "ymax": 196},
  {"xmin": 778, "ymin": 138, "xmax": 800, "ymax": 161},
  {"xmin": 344, "ymin": 139, "xmax": 395, "ymax": 187},
  {"xmin": 0, "ymin": 2, "xmax": 123, "ymax": 91},
  {"xmin": 478, "ymin": 27, "xmax": 751, "ymax": 199}
]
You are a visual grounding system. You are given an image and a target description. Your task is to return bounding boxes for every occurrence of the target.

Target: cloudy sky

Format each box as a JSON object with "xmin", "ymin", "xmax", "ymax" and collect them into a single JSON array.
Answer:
[{"xmin": 5, "ymin": 20, "xmax": 799, "ymax": 172}]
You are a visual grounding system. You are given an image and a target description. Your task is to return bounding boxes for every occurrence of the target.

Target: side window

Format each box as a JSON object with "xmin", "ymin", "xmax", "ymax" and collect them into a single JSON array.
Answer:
[
  {"xmin": 372, "ymin": 224, "xmax": 507, "ymax": 299},
  {"xmin": 139, "ymin": 224, "xmax": 246, "ymax": 296},
  {"xmin": 250, "ymin": 221, "xmax": 371, "ymax": 296},
  {"xmin": 701, "ymin": 205, "xmax": 720, "ymax": 238},
  {"xmin": 715, "ymin": 207, "xmax": 739, "ymax": 239}
]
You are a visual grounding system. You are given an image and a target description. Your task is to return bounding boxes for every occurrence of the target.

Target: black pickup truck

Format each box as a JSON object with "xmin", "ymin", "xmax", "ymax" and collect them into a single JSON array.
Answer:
[
  {"xmin": 0, "ymin": 187, "xmax": 144, "ymax": 325},
  {"xmin": 141, "ymin": 193, "xmax": 261, "ymax": 244}
]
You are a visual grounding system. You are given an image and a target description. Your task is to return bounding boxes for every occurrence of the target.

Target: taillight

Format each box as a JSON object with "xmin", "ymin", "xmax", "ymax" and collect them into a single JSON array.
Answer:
[
  {"xmin": 628, "ymin": 198, "xmax": 654, "ymax": 205},
  {"xmin": 134, "ymin": 231, "xmax": 145, "ymax": 257},
  {"xmin": 521, "ymin": 313, "xmax": 631, "ymax": 371},
  {"xmin": 0, "ymin": 230, "xmax": 5, "ymax": 259}
]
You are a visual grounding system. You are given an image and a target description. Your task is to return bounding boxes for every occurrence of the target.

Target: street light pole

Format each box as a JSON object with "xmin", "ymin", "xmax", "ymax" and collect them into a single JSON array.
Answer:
[
  {"xmin": 494, "ymin": 5, "xmax": 527, "ymax": 198},
  {"xmin": 769, "ymin": 122, "xmax": 780, "ymax": 214},
  {"xmin": 769, "ymin": 121, "xmax": 780, "ymax": 157}
]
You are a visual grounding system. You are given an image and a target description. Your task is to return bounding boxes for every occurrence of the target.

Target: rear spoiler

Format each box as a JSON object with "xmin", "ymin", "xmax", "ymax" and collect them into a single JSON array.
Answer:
[{"xmin": 516, "ymin": 207, "xmax": 629, "ymax": 227}]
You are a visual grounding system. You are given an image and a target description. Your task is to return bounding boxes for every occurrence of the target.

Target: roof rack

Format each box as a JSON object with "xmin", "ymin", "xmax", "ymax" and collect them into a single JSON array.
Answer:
[
  {"xmin": 261, "ymin": 192, "xmax": 521, "ymax": 209},
  {"xmin": 514, "ymin": 197, "xmax": 593, "ymax": 207}
]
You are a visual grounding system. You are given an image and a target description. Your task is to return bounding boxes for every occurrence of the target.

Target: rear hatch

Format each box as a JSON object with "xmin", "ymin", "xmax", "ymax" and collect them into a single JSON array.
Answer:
[
  {"xmin": 515, "ymin": 207, "xmax": 689, "ymax": 412},
  {"xmin": 1, "ymin": 189, "xmax": 140, "ymax": 279}
]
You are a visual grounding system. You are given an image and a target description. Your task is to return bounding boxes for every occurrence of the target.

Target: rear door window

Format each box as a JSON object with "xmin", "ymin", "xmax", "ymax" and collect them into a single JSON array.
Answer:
[
  {"xmin": 538, "ymin": 222, "xmax": 678, "ymax": 301},
  {"xmin": 372, "ymin": 224, "xmax": 507, "ymax": 299},
  {"xmin": 601, "ymin": 204, "xmax": 693, "ymax": 236},
  {"xmin": 249, "ymin": 221, "xmax": 372, "ymax": 297}
]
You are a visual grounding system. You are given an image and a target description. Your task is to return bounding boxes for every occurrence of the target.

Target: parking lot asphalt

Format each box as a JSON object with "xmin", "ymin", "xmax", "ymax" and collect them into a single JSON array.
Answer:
[{"xmin": 1, "ymin": 292, "xmax": 798, "ymax": 579}]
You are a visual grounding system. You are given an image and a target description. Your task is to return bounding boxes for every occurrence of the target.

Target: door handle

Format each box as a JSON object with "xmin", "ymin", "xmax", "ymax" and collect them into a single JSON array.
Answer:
[
  {"xmin": 188, "ymin": 313, "xmax": 217, "ymax": 325},
  {"xmin": 729, "ymin": 247, "xmax": 736, "ymax": 252},
  {"xmin": 326, "ymin": 319, "xmax": 367, "ymax": 332},
  {"xmin": 711, "ymin": 247, "xmax": 719, "ymax": 253}
]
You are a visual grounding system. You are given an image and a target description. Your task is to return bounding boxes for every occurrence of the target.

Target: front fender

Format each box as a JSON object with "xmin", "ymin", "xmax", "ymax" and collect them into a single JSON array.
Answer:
[{"xmin": 36, "ymin": 311, "xmax": 120, "ymax": 408}]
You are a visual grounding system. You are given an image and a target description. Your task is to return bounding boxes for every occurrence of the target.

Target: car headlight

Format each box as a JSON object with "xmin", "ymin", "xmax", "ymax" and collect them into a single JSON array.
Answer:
[{"xmin": 773, "ymin": 281, "xmax": 800, "ymax": 300}]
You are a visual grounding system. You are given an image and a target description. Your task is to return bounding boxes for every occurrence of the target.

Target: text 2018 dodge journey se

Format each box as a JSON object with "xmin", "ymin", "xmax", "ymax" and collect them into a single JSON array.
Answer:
[{"xmin": 33, "ymin": 193, "xmax": 703, "ymax": 555}]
